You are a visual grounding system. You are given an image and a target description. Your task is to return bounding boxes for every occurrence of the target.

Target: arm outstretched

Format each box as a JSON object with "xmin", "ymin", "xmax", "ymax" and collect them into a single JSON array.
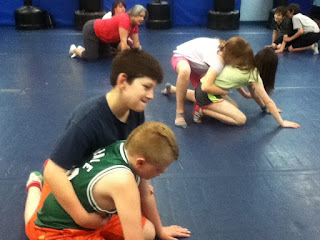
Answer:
[
  {"xmin": 139, "ymin": 179, "xmax": 191, "ymax": 240},
  {"xmin": 248, "ymin": 82, "xmax": 300, "ymax": 128}
]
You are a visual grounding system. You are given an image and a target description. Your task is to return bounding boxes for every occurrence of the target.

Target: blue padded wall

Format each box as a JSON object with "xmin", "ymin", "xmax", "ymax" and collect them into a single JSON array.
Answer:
[
  {"xmin": 173, "ymin": 0, "xmax": 213, "ymax": 26},
  {"xmin": 8, "ymin": 0, "xmax": 317, "ymax": 27},
  {"xmin": 288, "ymin": 0, "xmax": 313, "ymax": 14},
  {"xmin": 1, "ymin": 0, "xmax": 21, "ymax": 25},
  {"xmin": 3, "ymin": 0, "xmax": 242, "ymax": 26}
]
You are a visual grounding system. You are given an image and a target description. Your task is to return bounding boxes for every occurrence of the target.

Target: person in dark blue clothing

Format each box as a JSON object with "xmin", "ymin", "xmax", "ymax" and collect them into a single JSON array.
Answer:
[{"xmin": 43, "ymin": 49, "xmax": 164, "ymax": 230}]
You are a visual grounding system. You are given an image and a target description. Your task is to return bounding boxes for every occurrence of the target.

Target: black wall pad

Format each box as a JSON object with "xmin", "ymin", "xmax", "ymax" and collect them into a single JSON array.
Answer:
[
  {"xmin": 15, "ymin": 6, "xmax": 46, "ymax": 30},
  {"xmin": 146, "ymin": 1, "xmax": 172, "ymax": 29},
  {"xmin": 273, "ymin": 0, "xmax": 288, "ymax": 8},
  {"xmin": 214, "ymin": 0, "xmax": 235, "ymax": 12},
  {"xmin": 207, "ymin": 10, "xmax": 240, "ymax": 30},
  {"xmin": 267, "ymin": 8, "xmax": 276, "ymax": 29},
  {"xmin": 310, "ymin": 6, "xmax": 320, "ymax": 20},
  {"xmin": 74, "ymin": 10, "xmax": 106, "ymax": 30},
  {"xmin": 79, "ymin": 0, "xmax": 103, "ymax": 12},
  {"xmin": 24, "ymin": 0, "xmax": 32, "ymax": 5}
]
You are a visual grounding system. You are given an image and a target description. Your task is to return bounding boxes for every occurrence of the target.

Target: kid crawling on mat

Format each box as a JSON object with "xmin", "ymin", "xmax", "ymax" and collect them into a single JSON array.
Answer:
[
  {"xmin": 69, "ymin": 5, "xmax": 147, "ymax": 61},
  {"xmin": 170, "ymin": 36, "xmax": 258, "ymax": 128},
  {"xmin": 162, "ymin": 48, "xmax": 300, "ymax": 128},
  {"xmin": 100, "ymin": 0, "xmax": 134, "ymax": 52}
]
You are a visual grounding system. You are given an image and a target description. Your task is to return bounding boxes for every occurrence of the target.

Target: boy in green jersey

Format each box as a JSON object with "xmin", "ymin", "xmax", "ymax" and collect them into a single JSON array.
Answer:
[{"xmin": 25, "ymin": 122, "xmax": 191, "ymax": 240}]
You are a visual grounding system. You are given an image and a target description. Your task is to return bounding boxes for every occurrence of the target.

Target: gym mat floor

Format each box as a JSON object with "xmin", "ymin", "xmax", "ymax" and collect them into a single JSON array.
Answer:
[{"xmin": 0, "ymin": 23, "xmax": 319, "ymax": 239}]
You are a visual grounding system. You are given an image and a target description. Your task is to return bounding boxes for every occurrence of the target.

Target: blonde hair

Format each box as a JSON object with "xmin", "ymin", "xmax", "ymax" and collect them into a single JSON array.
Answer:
[
  {"xmin": 125, "ymin": 122, "xmax": 179, "ymax": 167},
  {"xmin": 222, "ymin": 36, "xmax": 255, "ymax": 72}
]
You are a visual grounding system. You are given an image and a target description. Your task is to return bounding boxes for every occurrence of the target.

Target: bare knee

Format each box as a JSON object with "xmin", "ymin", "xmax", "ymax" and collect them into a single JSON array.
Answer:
[
  {"xmin": 143, "ymin": 219, "xmax": 155, "ymax": 240},
  {"xmin": 177, "ymin": 68, "xmax": 191, "ymax": 84},
  {"xmin": 176, "ymin": 62, "xmax": 191, "ymax": 80}
]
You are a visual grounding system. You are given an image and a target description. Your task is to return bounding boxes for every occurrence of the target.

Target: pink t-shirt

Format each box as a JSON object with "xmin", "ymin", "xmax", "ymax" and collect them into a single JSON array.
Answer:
[{"xmin": 94, "ymin": 13, "xmax": 139, "ymax": 43}]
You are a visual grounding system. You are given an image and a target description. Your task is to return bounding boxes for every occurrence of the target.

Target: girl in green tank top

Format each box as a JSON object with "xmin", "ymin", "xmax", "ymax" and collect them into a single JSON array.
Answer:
[{"xmin": 162, "ymin": 48, "xmax": 300, "ymax": 128}]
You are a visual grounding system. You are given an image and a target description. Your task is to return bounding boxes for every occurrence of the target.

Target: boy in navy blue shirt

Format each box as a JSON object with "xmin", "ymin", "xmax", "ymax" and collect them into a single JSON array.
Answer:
[
  {"xmin": 269, "ymin": 6, "xmax": 295, "ymax": 53},
  {"xmin": 44, "ymin": 49, "xmax": 164, "ymax": 230}
]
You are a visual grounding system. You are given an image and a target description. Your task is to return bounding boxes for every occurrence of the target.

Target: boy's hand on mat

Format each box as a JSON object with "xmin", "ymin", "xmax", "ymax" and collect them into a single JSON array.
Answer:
[
  {"xmin": 281, "ymin": 120, "xmax": 300, "ymax": 128},
  {"xmin": 158, "ymin": 225, "xmax": 191, "ymax": 240},
  {"xmin": 77, "ymin": 212, "xmax": 110, "ymax": 229},
  {"xmin": 275, "ymin": 49, "xmax": 284, "ymax": 53}
]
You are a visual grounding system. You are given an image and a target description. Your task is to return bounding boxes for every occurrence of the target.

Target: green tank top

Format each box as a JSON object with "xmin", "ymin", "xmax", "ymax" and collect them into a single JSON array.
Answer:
[
  {"xmin": 215, "ymin": 66, "xmax": 262, "ymax": 89},
  {"xmin": 201, "ymin": 66, "xmax": 262, "ymax": 102},
  {"xmin": 35, "ymin": 141, "xmax": 140, "ymax": 230}
]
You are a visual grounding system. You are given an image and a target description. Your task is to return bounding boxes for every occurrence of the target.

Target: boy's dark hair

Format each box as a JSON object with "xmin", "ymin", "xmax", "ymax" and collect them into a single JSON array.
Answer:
[
  {"xmin": 274, "ymin": 6, "xmax": 288, "ymax": 17},
  {"xmin": 110, "ymin": 49, "xmax": 163, "ymax": 86},
  {"xmin": 112, "ymin": 0, "xmax": 126, "ymax": 16},
  {"xmin": 255, "ymin": 48, "xmax": 278, "ymax": 95},
  {"xmin": 287, "ymin": 3, "xmax": 300, "ymax": 15}
]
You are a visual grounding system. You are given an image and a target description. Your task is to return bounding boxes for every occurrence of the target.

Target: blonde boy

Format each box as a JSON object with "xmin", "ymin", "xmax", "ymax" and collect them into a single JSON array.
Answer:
[{"xmin": 25, "ymin": 122, "xmax": 191, "ymax": 240}]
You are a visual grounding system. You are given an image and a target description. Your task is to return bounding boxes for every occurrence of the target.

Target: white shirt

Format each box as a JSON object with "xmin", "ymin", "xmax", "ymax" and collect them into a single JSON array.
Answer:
[
  {"xmin": 173, "ymin": 38, "xmax": 224, "ymax": 75},
  {"xmin": 292, "ymin": 13, "xmax": 320, "ymax": 33}
]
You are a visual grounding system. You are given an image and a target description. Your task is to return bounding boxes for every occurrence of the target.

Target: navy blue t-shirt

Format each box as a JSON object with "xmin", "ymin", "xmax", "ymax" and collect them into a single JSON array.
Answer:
[{"xmin": 50, "ymin": 95, "xmax": 145, "ymax": 169}]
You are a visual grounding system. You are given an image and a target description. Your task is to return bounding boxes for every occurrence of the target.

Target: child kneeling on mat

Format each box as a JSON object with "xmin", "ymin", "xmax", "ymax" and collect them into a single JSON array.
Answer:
[
  {"xmin": 284, "ymin": 3, "xmax": 320, "ymax": 54},
  {"xmin": 267, "ymin": 6, "xmax": 295, "ymax": 53},
  {"xmin": 170, "ymin": 36, "xmax": 258, "ymax": 128}
]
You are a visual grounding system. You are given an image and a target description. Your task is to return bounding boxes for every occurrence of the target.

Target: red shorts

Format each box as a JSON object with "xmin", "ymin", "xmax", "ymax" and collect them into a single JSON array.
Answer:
[
  {"xmin": 171, "ymin": 55, "xmax": 205, "ymax": 89},
  {"xmin": 26, "ymin": 161, "xmax": 147, "ymax": 240}
]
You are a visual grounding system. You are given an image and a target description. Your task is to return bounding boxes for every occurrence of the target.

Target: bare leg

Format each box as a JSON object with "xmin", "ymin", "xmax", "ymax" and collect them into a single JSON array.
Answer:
[
  {"xmin": 185, "ymin": 89, "xmax": 196, "ymax": 103},
  {"xmin": 174, "ymin": 61, "xmax": 191, "ymax": 128},
  {"xmin": 202, "ymin": 100, "xmax": 246, "ymax": 125},
  {"xmin": 223, "ymin": 95, "xmax": 238, "ymax": 108},
  {"xmin": 163, "ymin": 84, "xmax": 245, "ymax": 125},
  {"xmin": 162, "ymin": 84, "xmax": 196, "ymax": 103},
  {"xmin": 25, "ymin": 187, "xmax": 41, "ymax": 224},
  {"xmin": 288, "ymin": 45, "xmax": 312, "ymax": 52},
  {"xmin": 24, "ymin": 172, "xmax": 43, "ymax": 224},
  {"xmin": 163, "ymin": 84, "xmax": 239, "ymax": 106},
  {"xmin": 143, "ymin": 219, "xmax": 156, "ymax": 240}
]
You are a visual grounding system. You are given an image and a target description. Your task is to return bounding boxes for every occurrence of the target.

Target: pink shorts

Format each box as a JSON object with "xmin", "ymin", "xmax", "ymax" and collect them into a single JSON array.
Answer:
[{"xmin": 171, "ymin": 55, "xmax": 205, "ymax": 89}]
